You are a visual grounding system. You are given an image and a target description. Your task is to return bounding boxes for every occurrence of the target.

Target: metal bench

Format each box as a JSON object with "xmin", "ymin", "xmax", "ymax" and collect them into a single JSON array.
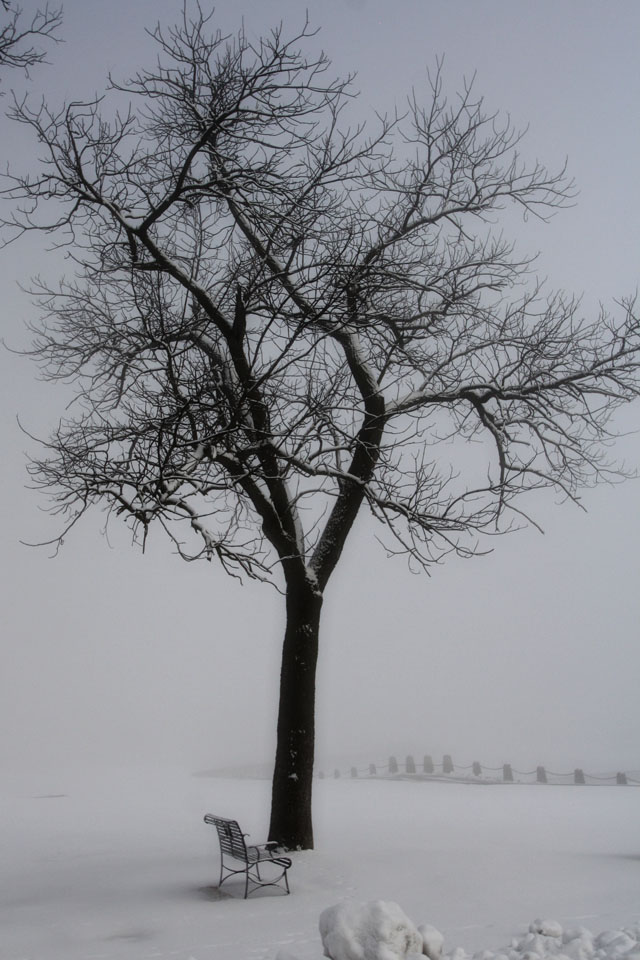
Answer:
[{"xmin": 203, "ymin": 814, "xmax": 291, "ymax": 898}]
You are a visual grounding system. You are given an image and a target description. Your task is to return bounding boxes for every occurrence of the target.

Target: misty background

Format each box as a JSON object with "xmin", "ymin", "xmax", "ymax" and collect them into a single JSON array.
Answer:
[{"xmin": 1, "ymin": 0, "xmax": 639, "ymax": 778}]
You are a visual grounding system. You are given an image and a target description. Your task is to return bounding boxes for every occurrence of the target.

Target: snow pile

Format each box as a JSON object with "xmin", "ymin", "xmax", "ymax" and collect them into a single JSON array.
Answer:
[
  {"xmin": 471, "ymin": 919, "xmax": 640, "ymax": 960},
  {"xmin": 319, "ymin": 900, "xmax": 427, "ymax": 960},
  {"xmin": 419, "ymin": 924, "xmax": 445, "ymax": 960},
  {"xmin": 442, "ymin": 919, "xmax": 640, "ymax": 960},
  {"xmin": 279, "ymin": 905, "xmax": 640, "ymax": 960}
]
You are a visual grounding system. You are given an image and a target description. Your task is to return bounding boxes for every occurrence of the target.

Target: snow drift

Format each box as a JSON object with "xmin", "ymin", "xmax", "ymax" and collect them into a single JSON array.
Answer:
[{"xmin": 286, "ymin": 904, "xmax": 640, "ymax": 960}]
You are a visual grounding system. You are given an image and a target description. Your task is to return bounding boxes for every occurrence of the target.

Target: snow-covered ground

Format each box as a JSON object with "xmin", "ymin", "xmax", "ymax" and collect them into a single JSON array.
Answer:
[{"xmin": 2, "ymin": 766, "xmax": 639, "ymax": 959}]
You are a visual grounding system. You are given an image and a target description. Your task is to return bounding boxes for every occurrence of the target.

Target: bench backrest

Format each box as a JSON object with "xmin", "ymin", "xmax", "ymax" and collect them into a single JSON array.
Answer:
[{"xmin": 205, "ymin": 815, "xmax": 249, "ymax": 862}]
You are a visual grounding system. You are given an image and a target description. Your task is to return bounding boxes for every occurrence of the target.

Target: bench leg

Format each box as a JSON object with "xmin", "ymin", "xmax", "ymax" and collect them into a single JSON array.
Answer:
[{"xmin": 244, "ymin": 860, "xmax": 290, "ymax": 897}]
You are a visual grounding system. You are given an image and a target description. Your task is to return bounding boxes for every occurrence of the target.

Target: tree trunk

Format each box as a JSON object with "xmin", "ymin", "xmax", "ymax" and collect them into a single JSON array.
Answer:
[{"xmin": 268, "ymin": 575, "xmax": 323, "ymax": 850}]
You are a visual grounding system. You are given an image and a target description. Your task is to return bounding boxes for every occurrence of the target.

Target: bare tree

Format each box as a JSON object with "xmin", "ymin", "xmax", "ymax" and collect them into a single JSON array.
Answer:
[
  {"xmin": 0, "ymin": 2, "xmax": 61, "ymax": 80},
  {"xmin": 4, "ymin": 9, "xmax": 640, "ymax": 849}
]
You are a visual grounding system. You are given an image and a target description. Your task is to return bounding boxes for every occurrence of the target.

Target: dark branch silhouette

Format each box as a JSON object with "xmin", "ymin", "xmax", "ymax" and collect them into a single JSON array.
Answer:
[
  {"xmin": 4, "ymin": 9, "xmax": 640, "ymax": 848},
  {"xmin": 0, "ymin": 2, "xmax": 61, "ymax": 80}
]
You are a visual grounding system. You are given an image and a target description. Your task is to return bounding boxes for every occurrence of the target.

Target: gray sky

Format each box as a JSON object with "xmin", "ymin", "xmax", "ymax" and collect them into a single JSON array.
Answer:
[{"xmin": 1, "ymin": 0, "xmax": 639, "ymax": 777}]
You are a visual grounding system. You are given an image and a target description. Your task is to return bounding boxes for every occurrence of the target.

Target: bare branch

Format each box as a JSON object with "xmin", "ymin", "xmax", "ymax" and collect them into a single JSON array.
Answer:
[
  {"xmin": 4, "ymin": 12, "xmax": 639, "ymax": 585},
  {"xmin": 0, "ymin": 2, "xmax": 62, "ymax": 81}
]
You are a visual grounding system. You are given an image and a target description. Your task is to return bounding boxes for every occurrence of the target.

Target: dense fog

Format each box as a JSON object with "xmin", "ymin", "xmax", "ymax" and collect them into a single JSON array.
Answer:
[{"xmin": 1, "ymin": 0, "xmax": 639, "ymax": 779}]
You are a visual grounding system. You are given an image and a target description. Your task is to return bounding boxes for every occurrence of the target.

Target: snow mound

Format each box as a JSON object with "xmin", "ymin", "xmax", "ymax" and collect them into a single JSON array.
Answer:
[
  {"xmin": 529, "ymin": 920, "xmax": 565, "ymax": 939},
  {"xmin": 419, "ymin": 924, "xmax": 445, "ymax": 960},
  {"xmin": 470, "ymin": 921, "xmax": 640, "ymax": 960},
  {"xmin": 319, "ymin": 900, "xmax": 428, "ymax": 960},
  {"xmin": 308, "ymin": 906, "xmax": 640, "ymax": 960}
]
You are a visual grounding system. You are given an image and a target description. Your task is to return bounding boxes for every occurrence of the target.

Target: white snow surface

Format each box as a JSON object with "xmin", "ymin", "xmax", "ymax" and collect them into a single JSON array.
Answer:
[{"xmin": 1, "ymin": 766, "xmax": 640, "ymax": 959}]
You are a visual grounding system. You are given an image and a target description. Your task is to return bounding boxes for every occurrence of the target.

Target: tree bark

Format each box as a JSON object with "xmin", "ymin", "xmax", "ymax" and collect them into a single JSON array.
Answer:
[{"xmin": 268, "ymin": 574, "xmax": 323, "ymax": 850}]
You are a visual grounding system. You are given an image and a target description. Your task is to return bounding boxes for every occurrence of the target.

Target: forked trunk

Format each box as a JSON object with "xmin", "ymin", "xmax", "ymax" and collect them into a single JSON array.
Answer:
[{"xmin": 268, "ymin": 576, "xmax": 323, "ymax": 850}]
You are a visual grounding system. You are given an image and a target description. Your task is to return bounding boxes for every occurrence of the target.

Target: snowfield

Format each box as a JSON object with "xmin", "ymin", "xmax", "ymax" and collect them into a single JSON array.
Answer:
[{"xmin": 1, "ymin": 766, "xmax": 639, "ymax": 959}]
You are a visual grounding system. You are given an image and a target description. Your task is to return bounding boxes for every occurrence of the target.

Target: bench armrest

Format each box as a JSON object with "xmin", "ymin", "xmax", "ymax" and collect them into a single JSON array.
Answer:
[{"xmin": 247, "ymin": 840, "xmax": 282, "ymax": 860}]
